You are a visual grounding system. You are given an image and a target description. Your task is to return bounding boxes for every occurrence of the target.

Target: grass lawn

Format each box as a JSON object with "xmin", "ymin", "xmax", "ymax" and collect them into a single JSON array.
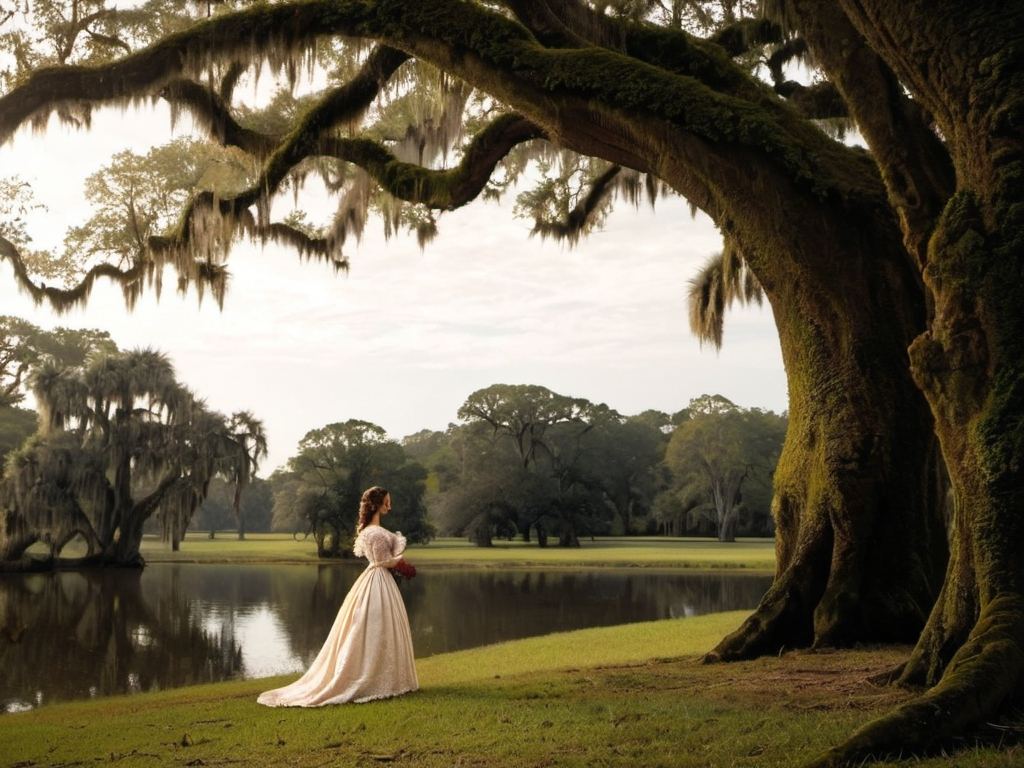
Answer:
[
  {"xmin": 133, "ymin": 533, "xmax": 777, "ymax": 571},
  {"xmin": 1, "ymin": 611, "xmax": 1014, "ymax": 767},
  {"xmin": 8, "ymin": 536, "xmax": 1013, "ymax": 766}
]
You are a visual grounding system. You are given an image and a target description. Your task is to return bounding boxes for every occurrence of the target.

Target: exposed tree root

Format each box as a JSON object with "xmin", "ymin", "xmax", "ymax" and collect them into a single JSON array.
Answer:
[{"xmin": 803, "ymin": 595, "xmax": 1024, "ymax": 767}]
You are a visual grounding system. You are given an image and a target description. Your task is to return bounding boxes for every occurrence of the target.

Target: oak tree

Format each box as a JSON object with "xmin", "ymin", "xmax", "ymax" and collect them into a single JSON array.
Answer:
[{"xmin": 1, "ymin": 0, "xmax": 1020, "ymax": 761}]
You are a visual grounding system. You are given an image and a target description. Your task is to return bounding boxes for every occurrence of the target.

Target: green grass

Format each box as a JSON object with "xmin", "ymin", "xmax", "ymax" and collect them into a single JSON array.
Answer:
[
  {"xmin": 2, "ymin": 612, "xmax": 1015, "ymax": 767},
  {"xmin": 125, "ymin": 534, "xmax": 777, "ymax": 571}
]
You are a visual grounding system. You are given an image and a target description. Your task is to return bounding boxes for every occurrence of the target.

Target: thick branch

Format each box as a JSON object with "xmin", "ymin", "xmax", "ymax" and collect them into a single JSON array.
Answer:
[
  {"xmin": 164, "ymin": 111, "xmax": 543, "ymax": 261},
  {"xmin": 710, "ymin": 18, "xmax": 785, "ymax": 57},
  {"xmin": 778, "ymin": 81, "xmax": 849, "ymax": 121},
  {"xmin": 503, "ymin": 0, "xmax": 603, "ymax": 49},
  {"xmin": 0, "ymin": 234, "xmax": 143, "ymax": 310},
  {"xmin": 160, "ymin": 77, "xmax": 276, "ymax": 156},
  {"xmin": 792, "ymin": 0, "xmax": 955, "ymax": 269},
  {"xmin": 319, "ymin": 113, "xmax": 545, "ymax": 210},
  {"xmin": 1, "ymin": 233, "xmax": 227, "ymax": 313},
  {"xmin": 0, "ymin": 1, "xmax": 347, "ymax": 143},
  {"xmin": 530, "ymin": 163, "xmax": 621, "ymax": 243},
  {"xmin": 133, "ymin": 471, "xmax": 187, "ymax": 522}
]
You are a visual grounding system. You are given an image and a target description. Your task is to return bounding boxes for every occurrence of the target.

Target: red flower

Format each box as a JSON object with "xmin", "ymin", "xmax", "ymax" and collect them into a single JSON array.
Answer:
[{"xmin": 390, "ymin": 558, "xmax": 417, "ymax": 581}]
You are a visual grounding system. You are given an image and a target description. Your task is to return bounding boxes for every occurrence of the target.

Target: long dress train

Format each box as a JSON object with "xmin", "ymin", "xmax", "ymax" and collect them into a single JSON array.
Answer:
[{"xmin": 257, "ymin": 525, "xmax": 418, "ymax": 706}]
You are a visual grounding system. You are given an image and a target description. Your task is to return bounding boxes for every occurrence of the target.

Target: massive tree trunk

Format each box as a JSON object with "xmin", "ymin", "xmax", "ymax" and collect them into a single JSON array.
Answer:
[
  {"xmin": 795, "ymin": 2, "xmax": 1024, "ymax": 764},
  {"xmin": 706, "ymin": 182, "xmax": 947, "ymax": 657}
]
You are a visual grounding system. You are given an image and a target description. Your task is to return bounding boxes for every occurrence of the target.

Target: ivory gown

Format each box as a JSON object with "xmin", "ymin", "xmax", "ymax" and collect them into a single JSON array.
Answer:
[{"xmin": 257, "ymin": 525, "xmax": 419, "ymax": 706}]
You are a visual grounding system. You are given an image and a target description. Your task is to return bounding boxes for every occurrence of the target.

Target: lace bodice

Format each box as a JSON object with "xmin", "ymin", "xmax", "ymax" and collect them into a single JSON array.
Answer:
[{"xmin": 353, "ymin": 525, "xmax": 407, "ymax": 567}]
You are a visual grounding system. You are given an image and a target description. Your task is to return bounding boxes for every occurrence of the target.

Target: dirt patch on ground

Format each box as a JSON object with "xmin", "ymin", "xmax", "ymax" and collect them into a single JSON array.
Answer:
[{"xmin": 611, "ymin": 645, "xmax": 918, "ymax": 714}]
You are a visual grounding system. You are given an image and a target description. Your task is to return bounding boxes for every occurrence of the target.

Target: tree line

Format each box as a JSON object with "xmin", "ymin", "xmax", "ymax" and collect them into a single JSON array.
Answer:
[
  {"xmin": 267, "ymin": 385, "xmax": 786, "ymax": 552},
  {"xmin": 1, "ymin": 317, "xmax": 785, "ymax": 563}
]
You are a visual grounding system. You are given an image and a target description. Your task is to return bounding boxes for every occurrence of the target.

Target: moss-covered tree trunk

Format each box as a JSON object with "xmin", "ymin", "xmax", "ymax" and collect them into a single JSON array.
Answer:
[
  {"xmin": 799, "ymin": 2, "xmax": 1024, "ymax": 764},
  {"xmin": 705, "ymin": 189, "xmax": 947, "ymax": 658}
]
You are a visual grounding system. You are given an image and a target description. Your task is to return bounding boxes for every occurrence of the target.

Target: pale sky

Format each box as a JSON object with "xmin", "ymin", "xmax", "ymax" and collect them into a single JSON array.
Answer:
[{"xmin": 0, "ymin": 105, "xmax": 787, "ymax": 475}]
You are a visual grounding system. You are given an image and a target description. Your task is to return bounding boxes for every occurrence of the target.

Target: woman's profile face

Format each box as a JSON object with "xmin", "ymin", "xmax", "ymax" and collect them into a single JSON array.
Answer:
[{"xmin": 380, "ymin": 494, "xmax": 392, "ymax": 515}]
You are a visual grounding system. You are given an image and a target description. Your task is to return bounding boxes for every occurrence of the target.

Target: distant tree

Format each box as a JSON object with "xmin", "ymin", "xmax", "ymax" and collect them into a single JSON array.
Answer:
[
  {"xmin": 671, "ymin": 393, "xmax": 740, "ymax": 425},
  {"xmin": 0, "ymin": 347, "xmax": 264, "ymax": 567},
  {"xmin": 431, "ymin": 421, "xmax": 525, "ymax": 546},
  {"xmin": 651, "ymin": 489, "xmax": 689, "ymax": 537},
  {"xmin": 0, "ymin": 316, "xmax": 39, "ymax": 409},
  {"xmin": 277, "ymin": 419, "xmax": 432, "ymax": 558},
  {"xmin": 0, "ymin": 405, "xmax": 37, "ymax": 467},
  {"xmin": 0, "ymin": 315, "xmax": 120, "ymax": 470},
  {"xmin": 665, "ymin": 400, "xmax": 787, "ymax": 542},
  {"xmin": 220, "ymin": 410, "xmax": 268, "ymax": 539},
  {"xmin": 194, "ymin": 479, "xmax": 235, "ymax": 536},
  {"xmin": 401, "ymin": 428, "xmax": 451, "ymax": 496},
  {"xmin": 629, "ymin": 409, "xmax": 674, "ymax": 434},
  {"xmin": 582, "ymin": 411, "xmax": 669, "ymax": 534},
  {"xmin": 453, "ymin": 385, "xmax": 641, "ymax": 546},
  {"xmin": 195, "ymin": 476, "xmax": 273, "ymax": 537},
  {"xmin": 1, "ymin": 315, "xmax": 118, "ymax": 408},
  {"xmin": 458, "ymin": 384, "xmax": 591, "ymax": 470},
  {"xmin": 401, "ymin": 429, "xmax": 448, "ymax": 462},
  {"xmin": 266, "ymin": 468, "xmax": 306, "ymax": 533}
]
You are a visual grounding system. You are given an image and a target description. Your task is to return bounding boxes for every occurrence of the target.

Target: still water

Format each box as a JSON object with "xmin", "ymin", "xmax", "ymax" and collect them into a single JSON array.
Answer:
[{"xmin": 0, "ymin": 564, "xmax": 771, "ymax": 712}]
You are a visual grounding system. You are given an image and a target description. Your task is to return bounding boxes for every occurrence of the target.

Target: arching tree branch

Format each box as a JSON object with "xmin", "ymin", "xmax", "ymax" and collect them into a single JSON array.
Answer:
[
  {"xmin": 1, "ymin": 233, "xmax": 224, "ymax": 313},
  {"xmin": 319, "ymin": 113, "xmax": 545, "ymax": 210},
  {"xmin": 159, "ymin": 77, "xmax": 276, "ymax": 156},
  {"xmin": 159, "ymin": 45, "xmax": 410, "ymax": 159},
  {"xmin": 0, "ymin": 1, "xmax": 345, "ymax": 142},
  {"xmin": 164, "ymin": 111, "xmax": 544, "ymax": 258}
]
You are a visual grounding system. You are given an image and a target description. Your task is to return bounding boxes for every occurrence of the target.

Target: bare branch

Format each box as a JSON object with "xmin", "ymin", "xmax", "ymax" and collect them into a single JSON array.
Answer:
[{"xmin": 530, "ymin": 163, "xmax": 621, "ymax": 244}]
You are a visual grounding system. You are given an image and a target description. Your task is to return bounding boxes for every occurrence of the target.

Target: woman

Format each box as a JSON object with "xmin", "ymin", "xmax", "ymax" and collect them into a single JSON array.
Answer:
[{"xmin": 257, "ymin": 486, "xmax": 418, "ymax": 706}]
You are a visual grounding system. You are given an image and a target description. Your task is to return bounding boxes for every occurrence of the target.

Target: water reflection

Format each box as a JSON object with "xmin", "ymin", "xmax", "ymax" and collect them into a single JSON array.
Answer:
[
  {"xmin": 0, "ymin": 564, "xmax": 770, "ymax": 712},
  {"xmin": 0, "ymin": 568, "xmax": 243, "ymax": 713}
]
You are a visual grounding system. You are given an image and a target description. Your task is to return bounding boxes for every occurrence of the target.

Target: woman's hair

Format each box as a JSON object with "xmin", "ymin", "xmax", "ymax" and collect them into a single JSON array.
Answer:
[{"xmin": 356, "ymin": 486, "xmax": 389, "ymax": 534}]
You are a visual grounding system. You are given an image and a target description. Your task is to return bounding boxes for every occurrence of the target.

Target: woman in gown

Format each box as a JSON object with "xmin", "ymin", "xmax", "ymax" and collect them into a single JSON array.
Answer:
[{"xmin": 257, "ymin": 486, "xmax": 419, "ymax": 706}]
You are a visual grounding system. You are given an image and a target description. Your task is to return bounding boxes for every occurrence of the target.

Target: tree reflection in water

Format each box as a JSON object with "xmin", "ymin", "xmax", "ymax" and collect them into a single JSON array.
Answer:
[
  {"xmin": 0, "ymin": 568, "xmax": 243, "ymax": 713},
  {"xmin": 0, "ymin": 564, "xmax": 770, "ymax": 712}
]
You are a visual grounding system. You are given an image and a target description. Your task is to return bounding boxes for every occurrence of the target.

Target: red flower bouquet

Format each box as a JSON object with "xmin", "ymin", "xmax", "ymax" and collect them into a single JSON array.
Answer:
[{"xmin": 390, "ymin": 558, "xmax": 417, "ymax": 582}]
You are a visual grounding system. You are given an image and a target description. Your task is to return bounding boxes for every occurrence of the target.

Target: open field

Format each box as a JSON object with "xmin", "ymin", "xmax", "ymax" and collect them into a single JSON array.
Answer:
[
  {"xmin": 1, "ymin": 611, "xmax": 1016, "ymax": 767},
  {"xmin": 131, "ymin": 534, "xmax": 777, "ymax": 571}
]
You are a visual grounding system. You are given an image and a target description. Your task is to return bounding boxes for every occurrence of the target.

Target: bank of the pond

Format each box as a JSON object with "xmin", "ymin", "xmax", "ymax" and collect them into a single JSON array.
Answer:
[
  {"xmin": 0, "ymin": 611, "xmax": 1006, "ymax": 768},
  {"xmin": 133, "ymin": 534, "xmax": 776, "ymax": 571}
]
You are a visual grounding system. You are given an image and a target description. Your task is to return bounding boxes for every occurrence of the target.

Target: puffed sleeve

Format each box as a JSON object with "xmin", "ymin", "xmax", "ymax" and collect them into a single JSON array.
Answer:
[
  {"xmin": 353, "ymin": 531, "xmax": 366, "ymax": 558},
  {"xmin": 391, "ymin": 531, "xmax": 407, "ymax": 558}
]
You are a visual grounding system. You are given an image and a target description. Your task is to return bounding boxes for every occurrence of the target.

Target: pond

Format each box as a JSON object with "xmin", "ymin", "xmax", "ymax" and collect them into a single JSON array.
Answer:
[{"xmin": 0, "ymin": 564, "xmax": 771, "ymax": 713}]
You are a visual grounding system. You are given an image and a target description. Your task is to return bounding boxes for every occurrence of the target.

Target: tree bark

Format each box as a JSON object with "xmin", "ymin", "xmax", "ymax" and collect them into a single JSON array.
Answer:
[
  {"xmin": 797, "ymin": 2, "xmax": 1024, "ymax": 764},
  {"xmin": 707, "ymin": 188, "xmax": 948, "ymax": 657}
]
